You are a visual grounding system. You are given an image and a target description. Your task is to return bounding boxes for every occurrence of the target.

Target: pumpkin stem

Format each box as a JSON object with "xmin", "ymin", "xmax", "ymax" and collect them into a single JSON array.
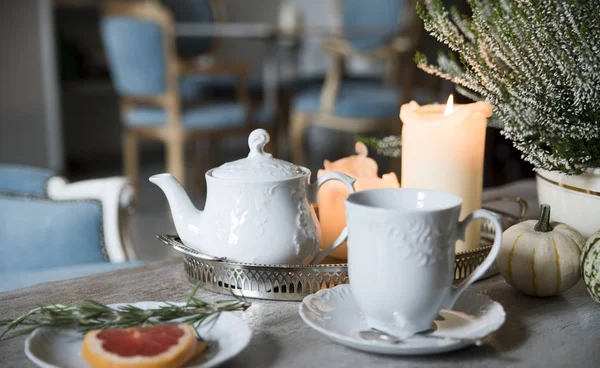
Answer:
[{"xmin": 534, "ymin": 204, "xmax": 554, "ymax": 232}]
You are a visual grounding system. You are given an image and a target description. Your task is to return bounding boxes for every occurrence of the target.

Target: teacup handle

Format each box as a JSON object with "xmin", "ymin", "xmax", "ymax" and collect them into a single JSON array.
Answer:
[
  {"xmin": 443, "ymin": 209, "xmax": 503, "ymax": 309},
  {"xmin": 308, "ymin": 172, "xmax": 356, "ymax": 265}
]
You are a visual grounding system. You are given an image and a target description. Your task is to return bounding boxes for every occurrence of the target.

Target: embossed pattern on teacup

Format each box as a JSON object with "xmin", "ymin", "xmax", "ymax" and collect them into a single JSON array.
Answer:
[{"xmin": 350, "ymin": 212, "xmax": 458, "ymax": 267}]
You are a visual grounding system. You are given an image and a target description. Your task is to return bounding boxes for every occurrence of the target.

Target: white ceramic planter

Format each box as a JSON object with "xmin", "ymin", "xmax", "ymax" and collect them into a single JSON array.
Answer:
[{"xmin": 536, "ymin": 168, "xmax": 600, "ymax": 238}]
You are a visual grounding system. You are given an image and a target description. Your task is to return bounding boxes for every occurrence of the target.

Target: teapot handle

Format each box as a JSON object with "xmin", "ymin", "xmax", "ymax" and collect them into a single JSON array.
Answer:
[{"xmin": 308, "ymin": 172, "xmax": 356, "ymax": 265}]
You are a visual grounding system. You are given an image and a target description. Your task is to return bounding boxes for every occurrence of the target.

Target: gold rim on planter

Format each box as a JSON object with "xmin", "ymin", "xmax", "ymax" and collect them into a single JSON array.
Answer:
[
  {"xmin": 536, "ymin": 173, "xmax": 600, "ymax": 197},
  {"xmin": 167, "ymin": 197, "xmax": 527, "ymax": 301}
]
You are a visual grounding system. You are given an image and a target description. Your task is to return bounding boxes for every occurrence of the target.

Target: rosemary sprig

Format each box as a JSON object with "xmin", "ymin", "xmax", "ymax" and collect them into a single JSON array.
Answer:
[{"xmin": 0, "ymin": 282, "xmax": 250, "ymax": 341}]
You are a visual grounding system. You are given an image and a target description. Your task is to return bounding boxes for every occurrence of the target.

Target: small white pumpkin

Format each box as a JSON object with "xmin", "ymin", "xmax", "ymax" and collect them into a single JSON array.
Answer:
[{"xmin": 497, "ymin": 204, "xmax": 586, "ymax": 297}]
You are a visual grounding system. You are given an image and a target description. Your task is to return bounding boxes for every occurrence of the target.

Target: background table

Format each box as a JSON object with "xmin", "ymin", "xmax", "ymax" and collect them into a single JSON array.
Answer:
[
  {"xmin": 176, "ymin": 23, "xmax": 405, "ymax": 117},
  {"xmin": 2, "ymin": 179, "xmax": 599, "ymax": 367}
]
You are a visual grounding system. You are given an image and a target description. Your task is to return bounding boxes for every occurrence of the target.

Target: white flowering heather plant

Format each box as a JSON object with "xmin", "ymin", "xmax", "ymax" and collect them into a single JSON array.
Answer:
[{"xmin": 366, "ymin": 0, "xmax": 600, "ymax": 174}]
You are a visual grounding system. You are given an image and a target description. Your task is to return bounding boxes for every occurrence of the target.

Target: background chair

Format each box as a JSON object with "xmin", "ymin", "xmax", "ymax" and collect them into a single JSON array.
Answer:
[
  {"xmin": 0, "ymin": 164, "xmax": 142, "ymax": 292},
  {"xmin": 162, "ymin": 0, "xmax": 260, "ymax": 98},
  {"xmin": 289, "ymin": 0, "xmax": 419, "ymax": 172},
  {"xmin": 162, "ymin": 0, "xmax": 221, "ymax": 59},
  {"xmin": 100, "ymin": 0, "xmax": 272, "ymax": 191},
  {"xmin": 162, "ymin": 0, "xmax": 264, "ymax": 99}
]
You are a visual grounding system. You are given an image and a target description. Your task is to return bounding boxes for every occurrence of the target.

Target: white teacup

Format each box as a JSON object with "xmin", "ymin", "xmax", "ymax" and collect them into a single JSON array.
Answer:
[{"xmin": 345, "ymin": 188, "xmax": 502, "ymax": 336}]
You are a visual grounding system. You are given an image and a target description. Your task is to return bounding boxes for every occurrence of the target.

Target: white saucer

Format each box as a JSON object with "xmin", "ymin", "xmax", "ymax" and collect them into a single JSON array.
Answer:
[
  {"xmin": 299, "ymin": 285, "xmax": 505, "ymax": 355},
  {"xmin": 24, "ymin": 302, "xmax": 251, "ymax": 368}
]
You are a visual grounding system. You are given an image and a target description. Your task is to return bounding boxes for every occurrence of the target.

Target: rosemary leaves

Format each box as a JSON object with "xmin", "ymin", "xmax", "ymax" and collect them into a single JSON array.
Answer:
[{"xmin": 0, "ymin": 282, "xmax": 250, "ymax": 340}]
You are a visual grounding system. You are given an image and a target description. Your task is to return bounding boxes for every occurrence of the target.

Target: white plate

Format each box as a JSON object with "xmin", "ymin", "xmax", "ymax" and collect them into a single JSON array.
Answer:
[
  {"xmin": 299, "ymin": 285, "xmax": 505, "ymax": 355},
  {"xmin": 24, "ymin": 302, "xmax": 251, "ymax": 368}
]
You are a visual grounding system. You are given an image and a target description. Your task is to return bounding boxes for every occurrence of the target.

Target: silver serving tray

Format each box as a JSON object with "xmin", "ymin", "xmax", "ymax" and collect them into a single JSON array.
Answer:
[{"xmin": 161, "ymin": 197, "xmax": 527, "ymax": 301}]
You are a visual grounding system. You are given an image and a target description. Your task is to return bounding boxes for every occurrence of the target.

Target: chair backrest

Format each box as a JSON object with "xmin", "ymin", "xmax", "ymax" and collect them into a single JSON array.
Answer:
[
  {"xmin": 161, "ymin": 0, "xmax": 224, "ymax": 58},
  {"xmin": 0, "ymin": 165, "xmax": 54, "ymax": 196},
  {"xmin": 338, "ymin": 0, "xmax": 407, "ymax": 52},
  {"xmin": 100, "ymin": 1, "xmax": 176, "ymax": 98},
  {"xmin": 0, "ymin": 196, "xmax": 106, "ymax": 273},
  {"xmin": 0, "ymin": 165, "xmax": 136, "ymax": 273}
]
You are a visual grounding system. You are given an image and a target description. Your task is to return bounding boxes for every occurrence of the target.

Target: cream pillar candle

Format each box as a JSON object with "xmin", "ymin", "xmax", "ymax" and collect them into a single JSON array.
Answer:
[
  {"xmin": 400, "ymin": 95, "xmax": 493, "ymax": 252},
  {"xmin": 317, "ymin": 142, "xmax": 399, "ymax": 260}
]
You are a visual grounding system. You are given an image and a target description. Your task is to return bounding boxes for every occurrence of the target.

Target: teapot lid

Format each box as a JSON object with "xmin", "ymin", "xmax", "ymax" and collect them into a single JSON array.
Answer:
[{"xmin": 210, "ymin": 129, "xmax": 304, "ymax": 181}]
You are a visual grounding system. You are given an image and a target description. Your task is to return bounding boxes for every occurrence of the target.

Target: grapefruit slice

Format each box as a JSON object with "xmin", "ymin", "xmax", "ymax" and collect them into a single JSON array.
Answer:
[{"xmin": 82, "ymin": 324, "xmax": 203, "ymax": 368}]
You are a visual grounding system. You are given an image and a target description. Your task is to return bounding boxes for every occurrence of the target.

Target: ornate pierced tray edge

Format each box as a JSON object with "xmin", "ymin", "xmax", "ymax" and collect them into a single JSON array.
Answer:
[{"xmin": 172, "ymin": 196, "xmax": 527, "ymax": 301}]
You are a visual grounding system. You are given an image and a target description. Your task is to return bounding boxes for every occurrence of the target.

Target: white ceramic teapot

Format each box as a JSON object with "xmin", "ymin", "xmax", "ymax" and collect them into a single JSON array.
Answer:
[{"xmin": 150, "ymin": 129, "xmax": 355, "ymax": 265}]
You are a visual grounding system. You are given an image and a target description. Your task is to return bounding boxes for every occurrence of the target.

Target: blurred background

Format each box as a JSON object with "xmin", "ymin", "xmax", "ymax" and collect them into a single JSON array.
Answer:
[{"xmin": 0, "ymin": 0, "xmax": 533, "ymax": 262}]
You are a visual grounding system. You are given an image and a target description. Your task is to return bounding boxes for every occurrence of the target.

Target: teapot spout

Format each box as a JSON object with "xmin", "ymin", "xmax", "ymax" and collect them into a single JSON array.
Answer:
[{"xmin": 149, "ymin": 174, "xmax": 202, "ymax": 242}]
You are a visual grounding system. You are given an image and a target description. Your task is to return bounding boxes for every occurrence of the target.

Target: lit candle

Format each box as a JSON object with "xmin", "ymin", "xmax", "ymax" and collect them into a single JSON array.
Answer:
[
  {"xmin": 317, "ymin": 142, "xmax": 399, "ymax": 260},
  {"xmin": 400, "ymin": 95, "xmax": 493, "ymax": 252}
]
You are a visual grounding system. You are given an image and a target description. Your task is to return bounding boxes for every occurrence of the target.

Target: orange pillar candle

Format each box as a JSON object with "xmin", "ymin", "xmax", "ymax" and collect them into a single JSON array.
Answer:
[
  {"xmin": 400, "ymin": 95, "xmax": 493, "ymax": 252},
  {"xmin": 317, "ymin": 142, "xmax": 399, "ymax": 260}
]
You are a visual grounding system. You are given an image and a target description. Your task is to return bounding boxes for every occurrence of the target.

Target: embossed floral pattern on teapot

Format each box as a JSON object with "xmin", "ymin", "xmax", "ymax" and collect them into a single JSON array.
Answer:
[{"xmin": 150, "ymin": 129, "xmax": 356, "ymax": 265}]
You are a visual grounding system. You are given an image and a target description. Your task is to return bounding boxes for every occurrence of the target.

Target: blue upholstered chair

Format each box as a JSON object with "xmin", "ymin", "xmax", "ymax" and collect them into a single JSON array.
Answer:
[
  {"xmin": 0, "ymin": 165, "xmax": 143, "ymax": 292},
  {"xmin": 100, "ymin": 1, "xmax": 272, "ymax": 189},
  {"xmin": 289, "ymin": 0, "xmax": 419, "ymax": 170}
]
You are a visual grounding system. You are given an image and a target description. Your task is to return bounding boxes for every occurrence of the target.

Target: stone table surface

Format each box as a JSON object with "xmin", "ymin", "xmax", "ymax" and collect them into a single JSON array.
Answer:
[{"xmin": 2, "ymin": 179, "xmax": 599, "ymax": 367}]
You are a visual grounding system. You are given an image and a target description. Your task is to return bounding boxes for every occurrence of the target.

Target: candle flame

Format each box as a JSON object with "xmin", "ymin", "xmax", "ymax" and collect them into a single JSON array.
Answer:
[{"xmin": 443, "ymin": 94, "xmax": 454, "ymax": 116}]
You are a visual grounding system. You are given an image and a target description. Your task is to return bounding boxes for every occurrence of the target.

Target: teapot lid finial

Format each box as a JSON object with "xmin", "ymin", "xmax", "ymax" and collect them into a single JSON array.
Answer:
[
  {"xmin": 210, "ymin": 128, "xmax": 304, "ymax": 181},
  {"xmin": 248, "ymin": 129, "xmax": 273, "ymax": 159}
]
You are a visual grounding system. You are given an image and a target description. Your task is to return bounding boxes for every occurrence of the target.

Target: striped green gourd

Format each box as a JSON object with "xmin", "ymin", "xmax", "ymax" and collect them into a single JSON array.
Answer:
[{"xmin": 582, "ymin": 230, "xmax": 600, "ymax": 303}]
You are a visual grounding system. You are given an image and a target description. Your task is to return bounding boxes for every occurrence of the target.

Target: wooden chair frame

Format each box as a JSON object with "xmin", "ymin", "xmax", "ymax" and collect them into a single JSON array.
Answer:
[
  {"xmin": 289, "ymin": 0, "xmax": 421, "ymax": 172},
  {"xmin": 103, "ymin": 1, "xmax": 260, "ymax": 191}
]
